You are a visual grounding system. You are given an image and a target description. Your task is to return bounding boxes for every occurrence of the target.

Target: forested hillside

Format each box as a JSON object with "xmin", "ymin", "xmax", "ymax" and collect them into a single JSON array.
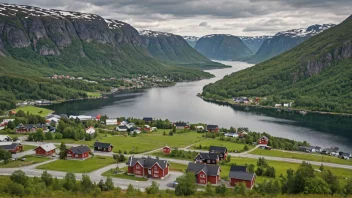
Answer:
[{"xmin": 203, "ymin": 15, "xmax": 352, "ymax": 113}]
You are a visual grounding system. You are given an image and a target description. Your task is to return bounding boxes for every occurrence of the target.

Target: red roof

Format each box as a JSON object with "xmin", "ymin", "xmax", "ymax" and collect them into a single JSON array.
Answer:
[{"xmin": 96, "ymin": 114, "xmax": 101, "ymax": 119}]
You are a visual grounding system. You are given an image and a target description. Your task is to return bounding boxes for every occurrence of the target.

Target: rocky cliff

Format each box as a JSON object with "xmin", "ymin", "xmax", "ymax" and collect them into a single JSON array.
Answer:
[
  {"xmin": 0, "ymin": 3, "xmax": 214, "ymax": 79},
  {"xmin": 195, "ymin": 34, "xmax": 253, "ymax": 60},
  {"xmin": 140, "ymin": 30, "xmax": 227, "ymax": 69},
  {"xmin": 246, "ymin": 24, "xmax": 335, "ymax": 63}
]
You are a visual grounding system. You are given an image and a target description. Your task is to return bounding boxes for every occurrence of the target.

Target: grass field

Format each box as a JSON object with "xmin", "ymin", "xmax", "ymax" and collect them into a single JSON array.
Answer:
[
  {"xmin": 13, "ymin": 106, "xmax": 53, "ymax": 117},
  {"xmin": 86, "ymin": 92, "xmax": 102, "ymax": 98},
  {"xmin": 102, "ymin": 167, "xmax": 148, "ymax": 181},
  {"xmin": 0, "ymin": 155, "xmax": 50, "ymax": 168},
  {"xmin": 23, "ymin": 145, "xmax": 37, "ymax": 151},
  {"xmin": 250, "ymin": 149, "xmax": 352, "ymax": 166},
  {"xmin": 169, "ymin": 162, "xmax": 187, "ymax": 172},
  {"xmin": 192, "ymin": 139, "xmax": 254, "ymax": 152},
  {"xmin": 37, "ymin": 156, "xmax": 115, "ymax": 173}
]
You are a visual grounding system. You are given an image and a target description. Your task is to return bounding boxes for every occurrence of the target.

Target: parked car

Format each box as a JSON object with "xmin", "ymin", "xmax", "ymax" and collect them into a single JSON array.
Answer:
[{"xmin": 171, "ymin": 181, "xmax": 179, "ymax": 188}]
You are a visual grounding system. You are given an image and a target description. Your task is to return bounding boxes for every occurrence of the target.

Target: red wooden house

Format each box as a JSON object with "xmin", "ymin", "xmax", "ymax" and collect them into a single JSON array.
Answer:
[
  {"xmin": 194, "ymin": 152, "xmax": 219, "ymax": 165},
  {"xmin": 34, "ymin": 143, "xmax": 56, "ymax": 156},
  {"xmin": 127, "ymin": 156, "xmax": 170, "ymax": 179},
  {"xmin": 162, "ymin": 146, "xmax": 171, "ymax": 154},
  {"xmin": 258, "ymin": 136, "xmax": 269, "ymax": 145},
  {"xmin": 229, "ymin": 171, "xmax": 255, "ymax": 188},
  {"xmin": 206, "ymin": 125, "xmax": 219, "ymax": 133},
  {"xmin": 94, "ymin": 142, "xmax": 113, "ymax": 152},
  {"xmin": 0, "ymin": 142, "xmax": 23, "ymax": 153},
  {"xmin": 66, "ymin": 145, "xmax": 91, "ymax": 159},
  {"xmin": 209, "ymin": 146, "xmax": 228, "ymax": 160},
  {"xmin": 186, "ymin": 162, "xmax": 221, "ymax": 185},
  {"xmin": 173, "ymin": 122, "xmax": 190, "ymax": 130}
]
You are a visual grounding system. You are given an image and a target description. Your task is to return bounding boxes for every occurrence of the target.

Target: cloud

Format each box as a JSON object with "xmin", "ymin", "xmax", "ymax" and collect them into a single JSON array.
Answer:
[{"xmin": 2, "ymin": 0, "xmax": 352, "ymax": 36}]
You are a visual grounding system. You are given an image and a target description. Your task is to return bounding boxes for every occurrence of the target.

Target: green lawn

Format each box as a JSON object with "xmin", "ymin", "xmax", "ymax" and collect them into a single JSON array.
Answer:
[
  {"xmin": 220, "ymin": 157, "xmax": 352, "ymax": 185},
  {"xmin": 86, "ymin": 92, "xmax": 102, "ymax": 98},
  {"xmin": 23, "ymin": 145, "xmax": 38, "ymax": 151},
  {"xmin": 0, "ymin": 155, "xmax": 50, "ymax": 168},
  {"xmin": 37, "ymin": 156, "xmax": 115, "ymax": 173},
  {"xmin": 250, "ymin": 148, "xmax": 352, "ymax": 166},
  {"xmin": 13, "ymin": 106, "xmax": 53, "ymax": 117},
  {"xmin": 102, "ymin": 167, "xmax": 148, "ymax": 181},
  {"xmin": 192, "ymin": 139, "xmax": 254, "ymax": 152},
  {"xmin": 169, "ymin": 162, "xmax": 187, "ymax": 172}
]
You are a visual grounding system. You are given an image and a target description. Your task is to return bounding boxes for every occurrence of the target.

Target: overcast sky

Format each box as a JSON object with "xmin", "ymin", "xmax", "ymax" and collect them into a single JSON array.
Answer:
[{"xmin": 2, "ymin": 0, "xmax": 352, "ymax": 37}]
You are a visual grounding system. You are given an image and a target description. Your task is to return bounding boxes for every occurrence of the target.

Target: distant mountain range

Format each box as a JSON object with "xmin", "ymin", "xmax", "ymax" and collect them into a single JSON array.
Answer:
[
  {"xmin": 183, "ymin": 36, "xmax": 199, "ymax": 48},
  {"xmin": 195, "ymin": 34, "xmax": 253, "ymax": 60},
  {"xmin": 244, "ymin": 24, "xmax": 335, "ymax": 63},
  {"xmin": 140, "ymin": 30, "xmax": 226, "ymax": 69},
  {"xmin": 203, "ymin": 16, "xmax": 352, "ymax": 113},
  {"xmin": 238, "ymin": 36, "xmax": 272, "ymax": 53}
]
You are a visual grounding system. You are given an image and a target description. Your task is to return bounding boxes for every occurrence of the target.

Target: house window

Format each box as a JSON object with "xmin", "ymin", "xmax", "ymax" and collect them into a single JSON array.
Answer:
[
  {"xmin": 135, "ymin": 170, "xmax": 140, "ymax": 174},
  {"xmin": 154, "ymin": 170, "xmax": 159, "ymax": 173},
  {"xmin": 200, "ymin": 174, "xmax": 206, "ymax": 178},
  {"xmin": 154, "ymin": 166, "xmax": 158, "ymax": 170},
  {"xmin": 153, "ymin": 173, "xmax": 159, "ymax": 177},
  {"xmin": 136, "ymin": 165, "xmax": 140, "ymax": 169}
]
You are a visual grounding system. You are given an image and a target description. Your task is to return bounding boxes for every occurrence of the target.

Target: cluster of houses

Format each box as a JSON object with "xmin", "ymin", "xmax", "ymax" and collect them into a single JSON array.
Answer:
[
  {"xmin": 16, "ymin": 100, "xmax": 52, "ymax": 107},
  {"xmin": 0, "ymin": 119, "xmax": 14, "ymax": 130},
  {"xmin": 299, "ymin": 146, "xmax": 351, "ymax": 160}
]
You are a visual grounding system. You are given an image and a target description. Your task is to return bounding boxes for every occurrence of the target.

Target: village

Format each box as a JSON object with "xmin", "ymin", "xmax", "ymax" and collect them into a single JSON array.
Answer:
[{"xmin": 0, "ymin": 107, "xmax": 351, "ymax": 195}]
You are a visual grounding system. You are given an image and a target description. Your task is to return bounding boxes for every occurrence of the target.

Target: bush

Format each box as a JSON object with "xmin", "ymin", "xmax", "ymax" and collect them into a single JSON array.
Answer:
[{"xmin": 145, "ymin": 181, "xmax": 159, "ymax": 194}]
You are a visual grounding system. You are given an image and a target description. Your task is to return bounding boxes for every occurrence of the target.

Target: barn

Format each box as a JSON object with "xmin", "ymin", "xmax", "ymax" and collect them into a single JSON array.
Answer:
[{"xmin": 34, "ymin": 143, "xmax": 56, "ymax": 156}]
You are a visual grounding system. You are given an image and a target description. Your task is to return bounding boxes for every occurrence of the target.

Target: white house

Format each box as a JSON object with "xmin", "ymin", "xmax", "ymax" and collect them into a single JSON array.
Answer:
[
  {"xmin": 283, "ymin": 103, "xmax": 290, "ymax": 107},
  {"xmin": 105, "ymin": 119, "xmax": 118, "ymax": 125},
  {"xmin": 196, "ymin": 126, "xmax": 204, "ymax": 130},
  {"xmin": 69, "ymin": 115, "xmax": 93, "ymax": 121},
  {"xmin": 126, "ymin": 123, "xmax": 135, "ymax": 129},
  {"xmin": 119, "ymin": 121, "xmax": 128, "ymax": 126},
  {"xmin": 85, "ymin": 126, "xmax": 96, "ymax": 134},
  {"xmin": 275, "ymin": 104, "xmax": 282, "ymax": 107},
  {"xmin": 151, "ymin": 127, "xmax": 157, "ymax": 131},
  {"xmin": 0, "ymin": 135, "xmax": 12, "ymax": 142},
  {"xmin": 116, "ymin": 125, "xmax": 128, "ymax": 132}
]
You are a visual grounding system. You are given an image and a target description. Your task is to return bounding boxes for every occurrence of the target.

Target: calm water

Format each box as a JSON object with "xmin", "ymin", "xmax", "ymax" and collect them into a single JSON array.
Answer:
[{"xmin": 47, "ymin": 61, "xmax": 352, "ymax": 152}]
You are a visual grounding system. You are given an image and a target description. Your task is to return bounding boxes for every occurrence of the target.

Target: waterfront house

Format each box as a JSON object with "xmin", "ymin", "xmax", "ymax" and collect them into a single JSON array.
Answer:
[
  {"xmin": 206, "ymin": 125, "xmax": 219, "ymax": 133},
  {"xmin": 66, "ymin": 145, "xmax": 91, "ymax": 159},
  {"xmin": 34, "ymin": 143, "xmax": 56, "ymax": 156},
  {"xmin": 173, "ymin": 122, "xmax": 190, "ymax": 130},
  {"xmin": 69, "ymin": 115, "xmax": 93, "ymax": 121},
  {"xmin": 0, "ymin": 142, "xmax": 23, "ymax": 153},
  {"xmin": 275, "ymin": 104, "xmax": 282, "ymax": 107},
  {"xmin": 128, "ymin": 127, "xmax": 141, "ymax": 134},
  {"xmin": 85, "ymin": 126, "xmax": 96, "ymax": 135},
  {"xmin": 127, "ymin": 156, "xmax": 170, "ymax": 179},
  {"xmin": 258, "ymin": 136, "xmax": 269, "ymax": 145},
  {"xmin": 94, "ymin": 142, "xmax": 113, "ymax": 152},
  {"xmin": 209, "ymin": 146, "xmax": 228, "ymax": 160},
  {"xmin": 299, "ymin": 146, "xmax": 321, "ymax": 153},
  {"xmin": 195, "ymin": 152, "xmax": 219, "ymax": 164},
  {"xmin": 186, "ymin": 162, "xmax": 221, "ymax": 185},
  {"xmin": 0, "ymin": 135, "xmax": 12, "ymax": 142},
  {"xmin": 224, "ymin": 133, "xmax": 238, "ymax": 137},
  {"xmin": 15, "ymin": 124, "xmax": 47, "ymax": 133},
  {"xmin": 105, "ymin": 119, "xmax": 118, "ymax": 125},
  {"xmin": 229, "ymin": 170, "xmax": 255, "ymax": 188},
  {"xmin": 116, "ymin": 125, "xmax": 128, "ymax": 132},
  {"xmin": 162, "ymin": 146, "xmax": 171, "ymax": 154},
  {"xmin": 143, "ymin": 117, "xmax": 153, "ymax": 122}
]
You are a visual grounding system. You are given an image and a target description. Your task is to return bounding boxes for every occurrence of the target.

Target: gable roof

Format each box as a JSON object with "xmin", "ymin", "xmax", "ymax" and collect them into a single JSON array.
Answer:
[
  {"xmin": 69, "ymin": 145, "xmax": 91, "ymax": 154},
  {"xmin": 143, "ymin": 117, "xmax": 153, "ymax": 122},
  {"xmin": 207, "ymin": 125, "xmax": 218, "ymax": 129},
  {"xmin": 197, "ymin": 152, "xmax": 219, "ymax": 160},
  {"xmin": 94, "ymin": 142, "xmax": 112, "ymax": 148},
  {"xmin": 0, "ymin": 142, "xmax": 21, "ymax": 150},
  {"xmin": 0, "ymin": 135, "xmax": 12, "ymax": 142},
  {"xmin": 230, "ymin": 165, "xmax": 247, "ymax": 172},
  {"xmin": 127, "ymin": 156, "xmax": 169, "ymax": 169},
  {"xmin": 36, "ymin": 143, "xmax": 56, "ymax": 152},
  {"xmin": 209, "ymin": 146, "xmax": 227, "ymax": 153},
  {"xmin": 229, "ymin": 171, "xmax": 255, "ymax": 181},
  {"xmin": 186, "ymin": 162, "xmax": 220, "ymax": 176}
]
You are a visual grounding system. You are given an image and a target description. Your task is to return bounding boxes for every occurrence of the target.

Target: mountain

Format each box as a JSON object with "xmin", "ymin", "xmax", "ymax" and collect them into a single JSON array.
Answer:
[
  {"xmin": 140, "ymin": 30, "xmax": 227, "ymax": 69},
  {"xmin": 0, "ymin": 3, "xmax": 215, "ymax": 110},
  {"xmin": 246, "ymin": 24, "xmax": 335, "ymax": 63},
  {"xmin": 195, "ymin": 34, "xmax": 253, "ymax": 60},
  {"xmin": 238, "ymin": 36, "xmax": 272, "ymax": 53},
  {"xmin": 183, "ymin": 36, "xmax": 198, "ymax": 48},
  {"xmin": 202, "ymin": 15, "xmax": 352, "ymax": 113}
]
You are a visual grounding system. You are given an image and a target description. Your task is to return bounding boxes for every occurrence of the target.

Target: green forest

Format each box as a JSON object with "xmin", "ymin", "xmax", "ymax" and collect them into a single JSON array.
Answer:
[{"xmin": 203, "ymin": 15, "xmax": 352, "ymax": 113}]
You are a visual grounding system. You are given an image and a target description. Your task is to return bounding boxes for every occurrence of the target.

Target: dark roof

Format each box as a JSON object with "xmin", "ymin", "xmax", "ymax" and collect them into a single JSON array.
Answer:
[
  {"xmin": 209, "ymin": 146, "xmax": 227, "ymax": 153},
  {"xmin": 117, "ymin": 125, "xmax": 128, "ymax": 129},
  {"xmin": 207, "ymin": 125, "xmax": 218, "ymax": 129},
  {"xmin": 69, "ymin": 145, "xmax": 91, "ymax": 154},
  {"xmin": 174, "ymin": 122, "xmax": 188, "ymax": 127},
  {"xmin": 229, "ymin": 171, "xmax": 255, "ymax": 181},
  {"xmin": 94, "ymin": 142, "xmax": 112, "ymax": 149},
  {"xmin": 0, "ymin": 143, "xmax": 21, "ymax": 150},
  {"xmin": 197, "ymin": 152, "xmax": 219, "ymax": 160},
  {"xmin": 230, "ymin": 165, "xmax": 247, "ymax": 172},
  {"xmin": 127, "ymin": 156, "xmax": 169, "ymax": 169},
  {"xmin": 186, "ymin": 162, "xmax": 220, "ymax": 176},
  {"xmin": 341, "ymin": 153, "xmax": 351, "ymax": 157},
  {"xmin": 143, "ymin": 117, "xmax": 153, "ymax": 122}
]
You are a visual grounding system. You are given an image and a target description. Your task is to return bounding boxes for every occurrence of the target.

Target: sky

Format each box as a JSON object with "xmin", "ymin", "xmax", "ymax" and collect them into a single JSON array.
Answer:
[{"xmin": 2, "ymin": 0, "xmax": 352, "ymax": 37}]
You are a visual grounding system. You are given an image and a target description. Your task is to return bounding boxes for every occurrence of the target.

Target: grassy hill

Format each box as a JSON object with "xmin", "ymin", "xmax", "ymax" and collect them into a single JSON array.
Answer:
[{"xmin": 203, "ymin": 15, "xmax": 352, "ymax": 113}]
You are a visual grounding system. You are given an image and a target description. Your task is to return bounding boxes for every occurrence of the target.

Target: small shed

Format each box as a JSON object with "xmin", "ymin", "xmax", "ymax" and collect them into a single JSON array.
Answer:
[{"xmin": 162, "ymin": 146, "xmax": 171, "ymax": 154}]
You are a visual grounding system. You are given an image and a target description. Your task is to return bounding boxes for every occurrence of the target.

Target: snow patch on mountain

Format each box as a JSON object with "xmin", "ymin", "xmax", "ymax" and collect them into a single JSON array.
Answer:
[
  {"xmin": 183, "ymin": 36, "xmax": 199, "ymax": 41},
  {"xmin": 140, "ymin": 30, "xmax": 173, "ymax": 37},
  {"xmin": 275, "ymin": 24, "xmax": 335, "ymax": 38},
  {"xmin": 203, "ymin": 34, "xmax": 233, "ymax": 38}
]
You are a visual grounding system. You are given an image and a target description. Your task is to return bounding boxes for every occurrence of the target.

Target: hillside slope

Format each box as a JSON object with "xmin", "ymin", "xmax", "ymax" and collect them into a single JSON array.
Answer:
[
  {"xmin": 203, "ymin": 16, "xmax": 352, "ymax": 113},
  {"xmin": 239, "ymin": 36, "xmax": 272, "ymax": 53},
  {"xmin": 183, "ymin": 36, "xmax": 198, "ymax": 48},
  {"xmin": 140, "ymin": 30, "xmax": 227, "ymax": 69},
  {"xmin": 246, "ymin": 24, "xmax": 335, "ymax": 63},
  {"xmin": 195, "ymin": 34, "xmax": 253, "ymax": 60}
]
